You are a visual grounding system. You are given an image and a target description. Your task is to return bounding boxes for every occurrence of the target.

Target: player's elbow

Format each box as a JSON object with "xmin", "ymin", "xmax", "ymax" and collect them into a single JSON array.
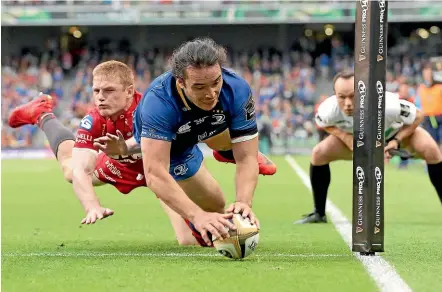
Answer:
[{"xmin": 415, "ymin": 109, "xmax": 424, "ymax": 124}]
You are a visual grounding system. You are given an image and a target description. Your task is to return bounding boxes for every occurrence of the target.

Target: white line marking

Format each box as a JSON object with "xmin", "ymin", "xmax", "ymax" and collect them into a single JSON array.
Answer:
[
  {"xmin": 284, "ymin": 155, "xmax": 413, "ymax": 292},
  {"xmin": 2, "ymin": 252, "xmax": 349, "ymax": 258}
]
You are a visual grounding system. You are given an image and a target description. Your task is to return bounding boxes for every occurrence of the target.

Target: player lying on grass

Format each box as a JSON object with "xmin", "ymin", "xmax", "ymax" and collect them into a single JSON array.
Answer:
[
  {"xmin": 94, "ymin": 38, "xmax": 267, "ymax": 246},
  {"xmin": 295, "ymin": 70, "xmax": 442, "ymax": 224}
]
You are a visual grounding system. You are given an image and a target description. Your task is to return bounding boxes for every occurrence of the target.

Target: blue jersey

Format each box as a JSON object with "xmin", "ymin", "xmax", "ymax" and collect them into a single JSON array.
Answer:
[{"xmin": 133, "ymin": 68, "xmax": 258, "ymax": 160}]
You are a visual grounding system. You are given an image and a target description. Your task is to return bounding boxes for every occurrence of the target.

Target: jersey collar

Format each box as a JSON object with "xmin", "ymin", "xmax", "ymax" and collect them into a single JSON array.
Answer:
[{"xmin": 175, "ymin": 81, "xmax": 192, "ymax": 111}]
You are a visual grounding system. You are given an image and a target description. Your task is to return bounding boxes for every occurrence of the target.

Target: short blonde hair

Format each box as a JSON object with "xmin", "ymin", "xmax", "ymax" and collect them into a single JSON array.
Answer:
[{"xmin": 93, "ymin": 60, "xmax": 134, "ymax": 88}]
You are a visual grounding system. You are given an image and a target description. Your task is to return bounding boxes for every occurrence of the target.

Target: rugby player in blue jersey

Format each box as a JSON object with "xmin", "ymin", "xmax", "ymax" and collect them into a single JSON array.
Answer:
[{"xmin": 95, "ymin": 38, "xmax": 275, "ymax": 246}]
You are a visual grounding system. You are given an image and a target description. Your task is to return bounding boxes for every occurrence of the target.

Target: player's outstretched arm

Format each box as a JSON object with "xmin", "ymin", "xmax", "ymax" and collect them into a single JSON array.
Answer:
[
  {"xmin": 71, "ymin": 148, "xmax": 114, "ymax": 224},
  {"xmin": 323, "ymin": 126, "xmax": 354, "ymax": 151},
  {"xmin": 141, "ymin": 137, "xmax": 235, "ymax": 245},
  {"xmin": 94, "ymin": 130, "xmax": 141, "ymax": 155},
  {"xmin": 226, "ymin": 136, "xmax": 260, "ymax": 228}
]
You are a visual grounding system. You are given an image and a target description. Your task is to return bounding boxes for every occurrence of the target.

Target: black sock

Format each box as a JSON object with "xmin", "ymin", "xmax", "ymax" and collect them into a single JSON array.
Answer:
[
  {"xmin": 217, "ymin": 150, "xmax": 235, "ymax": 160},
  {"xmin": 40, "ymin": 114, "xmax": 75, "ymax": 159},
  {"xmin": 310, "ymin": 163, "xmax": 331, "ymax": 217},
  {"xmin": 427, "ymin": 162, "xmax": 442, "ymax": 204}
]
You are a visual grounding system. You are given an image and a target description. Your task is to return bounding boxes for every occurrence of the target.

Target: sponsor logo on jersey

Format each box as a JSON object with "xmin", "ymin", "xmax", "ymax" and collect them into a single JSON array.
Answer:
[
  {"xmin": 141, "ymin": 128, "xmax": 169, "ymax": 141},
  {"xmin": 105, "ymin": 160, "xmax": 123, "ymax": 178},
  {"xmin": 198, "ymin": 132, "xmax": 208, "ymax": 142},
  {"xmin": 177, "ymin": 122, "xmax": 191, "ymax": 134},
  {"xmin": 245, "ymin": 94, "xmax": 256, "ymax": 121},
  {"xmin": 194, "ymin": 116, "xmax": 209, "ymax": 125},
  {"xmin": 80, "ymin": 115, "xmax": 93, "ymax": 131},
  {"xmin": 211, "ymin": 114, "xmax": 226, "ymax": 125},
  {"xmin": 400, "ymin": 102, "xmax": 411, "ymax": 117},
  {"xmin": 98, "ymin": 168, "xmax": 116, "ymax": 183},
  {"xmin": 77, "ymin": 133, "xmax": 93, "ymax": 141},
  {"xmin": 173, "ymin": 164, "xmax": 188, "ymax": 176}
]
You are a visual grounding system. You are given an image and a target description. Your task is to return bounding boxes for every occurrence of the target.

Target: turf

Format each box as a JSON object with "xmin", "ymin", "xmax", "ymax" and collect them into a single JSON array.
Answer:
[{"xmin": 1, "ymin": 157, "xmax": 441, "ymax": 291}]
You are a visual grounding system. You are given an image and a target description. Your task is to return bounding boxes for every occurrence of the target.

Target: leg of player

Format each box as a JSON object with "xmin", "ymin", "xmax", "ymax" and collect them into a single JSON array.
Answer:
[
  {"xmin": 165, "ymin": 163, "xmax": 226, "ymax": 247},
  {"xmin": 295, "ymin": 135, "xmax": 352, "ymax": 224},
  {"xmin": 8, "ymin": 94, "xmax": 103, "ymax": 186},
  {"xmin": 404, "ymin": 127, "xmax": 442, "ymax": 204},
  {"xmin": 213, "ymin": 149, "xmax": 277, "ymax": 175},
  {"xmin": 159, "ymin": 200, "xmax": 198, "ymax": 246}
]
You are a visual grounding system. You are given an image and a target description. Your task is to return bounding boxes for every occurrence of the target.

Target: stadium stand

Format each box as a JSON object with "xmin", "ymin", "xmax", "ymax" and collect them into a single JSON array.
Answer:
[{"xmin": 2, "ymin": 1, "xmax": 441, "ymax": 155}]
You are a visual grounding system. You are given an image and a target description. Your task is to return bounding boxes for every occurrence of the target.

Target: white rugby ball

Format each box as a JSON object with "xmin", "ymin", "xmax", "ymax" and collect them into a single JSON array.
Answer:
[{"xmin": 212, "ymin": 213, "xmax": 260, "ymax": 260}]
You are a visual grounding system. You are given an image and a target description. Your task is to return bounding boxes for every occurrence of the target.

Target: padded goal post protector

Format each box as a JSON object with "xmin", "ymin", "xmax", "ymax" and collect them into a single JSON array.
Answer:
[{"xmin": 352, "ymin": 0, "xmax": 388, "ymax": 254}]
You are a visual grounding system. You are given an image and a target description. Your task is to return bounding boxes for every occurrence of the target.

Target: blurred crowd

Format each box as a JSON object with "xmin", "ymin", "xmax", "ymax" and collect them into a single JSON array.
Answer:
[
  {"xmin": 1, "ymin": 0, "xmax": 349, "ymax": 6},
  {"xmin": 2, "ymin": 29, "xmax": 441, "ymax": 155}
]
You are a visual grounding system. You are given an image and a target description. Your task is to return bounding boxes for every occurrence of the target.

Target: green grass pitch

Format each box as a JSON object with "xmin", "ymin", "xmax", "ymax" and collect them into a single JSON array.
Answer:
[{"xmin": 2, "ymin": 156, "xmax": 442, "ymax": 292}]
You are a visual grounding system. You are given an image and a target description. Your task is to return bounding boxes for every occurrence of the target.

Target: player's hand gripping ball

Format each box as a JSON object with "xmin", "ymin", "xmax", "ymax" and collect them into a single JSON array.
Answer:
[{"xmin": 212, "ymin": 213, "xmax": 259, "ymax": 260}]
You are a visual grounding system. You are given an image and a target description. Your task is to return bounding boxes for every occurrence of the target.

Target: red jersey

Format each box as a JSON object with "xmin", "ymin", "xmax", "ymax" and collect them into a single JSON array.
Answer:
[{"xmin": 74, "ymin": 91, "xmax": 143, "ymax": 166}]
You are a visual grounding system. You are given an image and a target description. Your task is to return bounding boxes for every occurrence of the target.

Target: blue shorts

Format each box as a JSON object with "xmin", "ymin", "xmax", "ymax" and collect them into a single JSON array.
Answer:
[{"xmin": 169, "ymin": 145, "xmax": 203, "ymax": 181}]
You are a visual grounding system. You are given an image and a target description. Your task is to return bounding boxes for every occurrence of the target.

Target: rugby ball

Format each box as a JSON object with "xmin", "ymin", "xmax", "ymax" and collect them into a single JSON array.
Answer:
[{"xmin": 212, "ymin": 213, "xmax": 260, "ymax": 260}]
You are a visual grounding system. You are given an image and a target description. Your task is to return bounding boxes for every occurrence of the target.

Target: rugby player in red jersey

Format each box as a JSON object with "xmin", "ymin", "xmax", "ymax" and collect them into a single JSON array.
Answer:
[
  {"xmin": 8, "ymin": 59, "xmax": 275, "ymax": 246},
  {"xmin": 8, "ymin": 61, "xmax": 145, "ymax": 224}
]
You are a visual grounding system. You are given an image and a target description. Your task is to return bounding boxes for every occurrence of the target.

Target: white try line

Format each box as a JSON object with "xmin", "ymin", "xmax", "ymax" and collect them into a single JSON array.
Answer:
[
  {"xmin": 284, "ymin": 155, "xmax": 413, "ymax": 292},
  {"xmin": 2, "ymin": 252, "xmax": 350, "ymax": 258}
]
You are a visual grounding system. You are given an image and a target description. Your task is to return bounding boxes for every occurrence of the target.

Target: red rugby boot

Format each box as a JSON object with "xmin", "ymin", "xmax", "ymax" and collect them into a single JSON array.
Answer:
[
  {"xmin": 213, "ymin": 150, "xmax": 277, "ymax": 175},
  {"xmin": 8, "ymin": 94, "xmax": 54, "ymax": 128}
]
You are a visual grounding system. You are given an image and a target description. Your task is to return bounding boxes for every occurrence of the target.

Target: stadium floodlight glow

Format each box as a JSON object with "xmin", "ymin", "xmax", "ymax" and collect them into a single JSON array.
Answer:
[
  {"xmin": 418, "ymin": 29, "xmax": 429, "ymax": 39},
  {"xmin": 73, "ymin": 30, "xmax": 82, "ymax": 39},
  {"xmin": 430, "ymin": 26, "xmax": 440, "ymax": 34},
  {"xmin": 325, "ymin": 27, "xmax": 334, "ymax": 36}
]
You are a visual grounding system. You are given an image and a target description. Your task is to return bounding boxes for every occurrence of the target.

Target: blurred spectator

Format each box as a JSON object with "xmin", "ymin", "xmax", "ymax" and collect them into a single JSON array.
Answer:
[
  {"xmin": 2, "ymin": 25, "xmax": 441, "ymax": 155},
  {"xmin": 415, "ymin": 65, "xmax": 442, "ymax": 148}
]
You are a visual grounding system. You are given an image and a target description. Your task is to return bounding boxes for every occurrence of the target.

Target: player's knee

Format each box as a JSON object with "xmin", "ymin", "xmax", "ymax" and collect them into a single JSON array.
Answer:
[
  {"xmin": 208, "ymin": 192, "xmax": 226, "ymax": 213},
  {"xmin": 311, "ymin": 142, "xmax": 330, "ymax": 165},
  {"xmin": 420, "ymin": 142, "xmax": 442, "ymax": 164},
  {"xmin": 176, "ymin": 236, "xmax": 198, "ymax": 246}
]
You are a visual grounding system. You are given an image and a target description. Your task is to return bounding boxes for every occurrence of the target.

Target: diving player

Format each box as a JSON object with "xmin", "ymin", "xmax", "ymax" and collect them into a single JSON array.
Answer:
[
  {"xmin": 295, "ymin": 71, "xmax": 442, "ymax": 224},
  {"xmin": 97, "ymin": 38, "xmax": 266, "ymax": 246},
  {"xmin": 8, "ymin": 60, "xmax": 211, "ymax": 245}
]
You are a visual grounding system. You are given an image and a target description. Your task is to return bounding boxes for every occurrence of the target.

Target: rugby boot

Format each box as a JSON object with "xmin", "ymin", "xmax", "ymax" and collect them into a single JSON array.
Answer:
[
  {"xmin": 294, "ymin": 212, "xmax": 327, "ymax": 224},
  {"xmin": 213, "ymin": 150, "xmax": 277, "ymax": 175},
  {"xmin": 184, "ymin": 219, "xmax": 213, "ymax": 248},
  {"xmin": 8, "ymin": 94, "xmax": 54, "ymax": 128}
]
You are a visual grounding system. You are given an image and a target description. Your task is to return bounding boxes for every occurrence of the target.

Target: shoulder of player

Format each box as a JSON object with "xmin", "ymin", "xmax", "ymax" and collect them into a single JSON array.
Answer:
[
  {"xmin": 77, "ymin": 109, "xmax": 104, "ymax": 136},
  {"xmin": 318, "ymin": 95, "xmax": 339, "ymax": 113},
  {"xmin": 220, "ymin": 68, "xmax": 251, "ymax": 107},
  {"xmin": 139, "ymin": 72, "xmax": 182, "ymax": 118},
  {"xmin": 84, "ymin": 107, "xmax": 105, "ymax": 124},
  {"xmin": 385, "ymin": 91, "xmax": 400, "ymax": 107},
  {"xmin": 142, "ymin": 72, "xmax": 176, "ymax": 104},
  {"xmin": 221, "ymin": 68, "xmax": 250, "ymax": 92}
]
